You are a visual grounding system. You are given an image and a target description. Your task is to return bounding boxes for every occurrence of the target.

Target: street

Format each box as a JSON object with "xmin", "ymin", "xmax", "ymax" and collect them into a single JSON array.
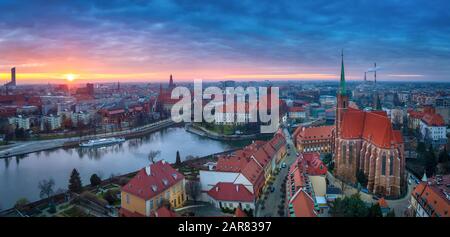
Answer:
[
  {"xmin": 256, "ymin": 127, "xmax": 298, "ymax": 217},
  {"xmin": 327, "ymin": 170, "xmax": 416, "ymax": 217},
  {"xmin": 256, "ymin": 126, "xmax": 416, "ymax": 217}
]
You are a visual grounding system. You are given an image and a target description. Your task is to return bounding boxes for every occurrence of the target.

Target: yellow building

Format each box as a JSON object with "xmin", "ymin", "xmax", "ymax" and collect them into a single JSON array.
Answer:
[{"xmin": 120, "ymin": 160, "xmax": 186, "ymax": 217}]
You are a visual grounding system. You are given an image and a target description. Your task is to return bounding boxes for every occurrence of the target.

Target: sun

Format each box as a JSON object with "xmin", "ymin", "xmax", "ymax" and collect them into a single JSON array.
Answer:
[{"xmin": 65, "ymin": 74, "xmax": 76, "ymax": 82}]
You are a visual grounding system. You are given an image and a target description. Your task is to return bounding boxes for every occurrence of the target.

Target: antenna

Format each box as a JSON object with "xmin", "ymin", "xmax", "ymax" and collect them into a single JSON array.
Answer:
[{"xmin": 364, "ymin": 72, "xmax": 367, "ymax": 82}]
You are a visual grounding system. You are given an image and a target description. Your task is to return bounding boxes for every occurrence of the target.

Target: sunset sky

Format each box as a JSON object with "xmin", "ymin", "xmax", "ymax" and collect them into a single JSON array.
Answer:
[{"xmin": 0, "ymin": 0, "xmax": 449, "ymax": 84}]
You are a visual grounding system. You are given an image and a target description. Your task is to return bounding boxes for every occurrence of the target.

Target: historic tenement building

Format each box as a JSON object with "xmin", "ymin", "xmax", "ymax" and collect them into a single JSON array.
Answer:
[{"xmin": 334, "ymin": 53, "xmax": 405, "ymax": 197}]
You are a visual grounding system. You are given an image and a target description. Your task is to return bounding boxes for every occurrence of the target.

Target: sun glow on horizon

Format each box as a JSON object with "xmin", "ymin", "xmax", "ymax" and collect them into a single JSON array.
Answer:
[{"xmin": 65, "ymin": 73, "xmax": 76, "ymax": 82}]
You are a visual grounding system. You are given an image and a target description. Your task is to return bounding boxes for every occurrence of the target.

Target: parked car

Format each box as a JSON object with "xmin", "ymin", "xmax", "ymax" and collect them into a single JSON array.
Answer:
[
  {"xmin": 281, "ymin": 162, "xmax": 287, "ymax": 168},
  {"xmin": 361, "ymin": 188, "xmax": 369, "ymax": 194},
  {"xmin": 270, "ymin": 186, "xmax": 275, "ymax": 192}
]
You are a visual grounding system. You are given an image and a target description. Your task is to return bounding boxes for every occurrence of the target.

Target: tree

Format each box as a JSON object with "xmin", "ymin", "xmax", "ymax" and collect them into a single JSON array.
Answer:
[
  {"xmin": 322, "ymin": 153, "xmax": 332, "ymax": 164},
  {"xmin": 90, "ymin": 173, "xmax": 102, "ymax": 187},
  {"xmin": 386, "ymin": 209, "xmax": 396, "ymax": 217},
  {"xmin": 416, "ymin": 142, "xmax": 426, "ymax": 156},
  {"xmin": 368, "ymin": 203, "xmax": 383, "ymax": 217},
  {"xmin": 104, "ymin": 189, "xmax": 120, "ymax": 205},
  {"xmin": 15, "ymin": 128, "xmax": 26, "ymax": 140},
  {"xmin": 438, "ymin": 147, "xmax": 450, "ymax": 163},
  {"xmin": 68, "ymin": 169, "xmax": 83, "ymax": 193},
  {"xmin": 356, "ymin": 170, "xmax": 368, "ymax": 187},
  {"xmin": 424, "ymin": 146, "xmax": 437, "ymax": 177},
  {"xmin": 175, "ymin": 150, "xmax": 181, "ymax": 166},
  {"xmin": 38, "ymin": 178, "xmax": 55, "ymax": 200},
  {"xmin": 329, "ymin": 194, "xmax": 369, "ymax": 217},
  {"xmin": 14, "ymin": 198, "xmax": 29, "ymax": 211},
  {"xmin": 148, "ymin": 150, "xmax": 161, "ymax": 163},
  {"xmin": 186, "ymin": 181, "xmax": 201, "ymax": 202}
]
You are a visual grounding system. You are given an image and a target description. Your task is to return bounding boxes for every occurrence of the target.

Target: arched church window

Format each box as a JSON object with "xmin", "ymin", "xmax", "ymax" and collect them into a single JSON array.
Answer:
[
  {"xmin": 349, "ymin": 143, "xmax": 353, "ymax": 164},
  {"xmin": 342, "ymin": 143, "xmax": 346, "ymax": 164},
  {"xmin": 389, "ymin": 153, "xmax": 394, "ymax": 176},
  {"xmin": 382, "ymin": 153, "xmax": 386, "ymax": 176}
]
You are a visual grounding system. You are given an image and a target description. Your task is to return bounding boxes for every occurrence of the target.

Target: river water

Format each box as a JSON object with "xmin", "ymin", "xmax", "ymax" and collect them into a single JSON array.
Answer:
[{"xmin": 0, "ymin": 126, "xmax": 249, "ymax": 209}]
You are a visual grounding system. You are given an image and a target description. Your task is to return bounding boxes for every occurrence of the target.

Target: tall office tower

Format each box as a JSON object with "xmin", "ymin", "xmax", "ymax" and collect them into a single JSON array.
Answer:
[
  {"xmin": 11, "ymin": 67, "xmax": 16, "ymax": 86},
  {"xmin": 86, "ymin": 83, "xmax": 94, "ymax": 96}
]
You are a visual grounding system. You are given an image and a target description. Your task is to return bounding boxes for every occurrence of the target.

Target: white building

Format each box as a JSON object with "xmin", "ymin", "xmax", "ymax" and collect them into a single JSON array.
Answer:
[
  {"xmin": 205, "ymin": 182, "xmax": 255, "ymax": 211},
  {"xmin": 419, "ymin": 113, "xmax": 447, "ymax": 143},
  {"xmin": 71, "ymin": 111, "xmax": 91, "ymax": 126},
  {"xmin": 214, "ymin": 103, "xmax": 255, "ymax": 125},
  {"xmin": 199, "ymin": 170, "xmax": 254, "ymax": 201},
  {"xmin": 288, "ymin": 106, "xmax": 306, "ymax": 119},
  {"xmin": 42, "ymin": 114, "xmax": 62, "ymax": 130},
  {"xmin": 8, "ymin": 115, "xmax": 31, "ymax": 130}
]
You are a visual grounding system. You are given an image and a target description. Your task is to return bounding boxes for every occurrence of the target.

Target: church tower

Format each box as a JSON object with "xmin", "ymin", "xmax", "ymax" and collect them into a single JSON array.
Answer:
[
  {"xmin": 169, "ymin": 74, "xmax": 174, "ymax": 89},
  {"xmin": 336, "ymin": 51, "xmax": 349, "ymax": 137}
]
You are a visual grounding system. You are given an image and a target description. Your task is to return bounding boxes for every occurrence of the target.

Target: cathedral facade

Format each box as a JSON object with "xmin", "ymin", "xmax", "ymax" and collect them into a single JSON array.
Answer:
[{"xmin": 334, "ymin": 54, "xmax": 405, "ymax": 197}]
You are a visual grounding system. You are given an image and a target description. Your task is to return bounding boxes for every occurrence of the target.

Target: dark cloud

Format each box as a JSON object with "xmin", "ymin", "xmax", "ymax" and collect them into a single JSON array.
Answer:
[{"xmin": 0, "ymin": 0, "xmax": 449, "ymax": 80}]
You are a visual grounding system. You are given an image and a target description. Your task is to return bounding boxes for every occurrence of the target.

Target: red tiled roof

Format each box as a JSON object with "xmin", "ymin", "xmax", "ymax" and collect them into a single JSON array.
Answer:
[
  {"xmin": 422, "ymin": 113, "xmax": 445, "ymax": 126},
  {"xmin": 340, "ymin": 109, "xmax": 403, "ymax": 149},
  {"xmin": 207, "ymin": 182, "xmax": 255, "ymax": 202},
  {"xmin": 302, "ymin": 152, "xmax": 327, "ymax": 176},
  {"xmin": 296, "ymin": 125, "xmax": 334, "ymax": 141},
  {"xmin": 120, "ymin": 208, "xmax": 145, "ymax": 217},
  {"xmin": 214, "ymin": 137, "xmax": 283, "ymax": 197},
  {"xmin": 412, "ymin": 175, "xmax": 450, "ymax": 217},
  {"xmin": 251, "ymin": 148, "xmax": 271, "ymax": 168},
  {"xmin": 289, "ymin": 189, "xmax": 317, "ymax": 217},
  {"xmin": 150, "ymin": 206, "xmax": 178, "ymax": 217},
  {"xmin": 289, "ymin": 106, "xmax": 305, "ymax": 112},
  {"xmin": 240, "ymin": 159, "xmax": 265, "ymax": 196},
  {"xmin": 234, "ymin": 208, "xmax": 248, "ymax": 217},
  {"xmin": 378, "ymin": 197, "xmax": 389, "ymax": 208},
  {"xmin": 408, "ymin": 110, "xmax": 425, "ymax": 119},
  {"xmin": 121, "ymin": 160, "xmax": 184, "ymax": 200}
]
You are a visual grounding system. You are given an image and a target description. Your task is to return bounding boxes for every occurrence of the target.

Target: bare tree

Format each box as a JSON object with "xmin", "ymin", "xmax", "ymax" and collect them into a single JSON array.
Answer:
[
  {"xmin": 38, "ymin": 178, "xmax": 55, "ymax": 200},
  {"xmin": 339, "ymin": 178, "xmax": 347, "ymax": 194},
  {"xmin": 186, "ymin": 180, "xmax": 201, "ymax": 202},
  {"xmin": 148, "ymin": 150, "xmax": 161, "ymax": 163}
]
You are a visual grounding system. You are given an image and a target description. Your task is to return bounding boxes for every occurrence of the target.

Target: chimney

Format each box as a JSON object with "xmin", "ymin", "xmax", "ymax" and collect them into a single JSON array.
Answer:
[
  {"xmin": 145, "ymin": 166, "xmax": 151, "ymax": 176},
  {"xmin": 374, "ymin": 63, "xmax": 377, "ymax": 83},
  {"xmin": 11, "ymin": 67, "xmax": 16, "ymax": 86},
  {"xmin": 216, "ymin": 186, "xmax": 219, "ymax": 192},
  {"xmin": 236, "ymin": 185, "xmax": 239, "ymax": 192}
]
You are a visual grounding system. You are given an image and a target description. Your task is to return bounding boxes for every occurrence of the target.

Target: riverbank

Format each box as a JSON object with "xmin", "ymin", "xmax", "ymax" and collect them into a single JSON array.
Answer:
[
  {"xmin": 0, "ymin": 147, "xmax": 238, "ymax": 216},
  {"xmin": 0, "ymin": 119, "xmax": 175, "ymax": 158},
  {"xmin": 185, "ymin": 123, "xmax": 261, "ymax": 141}
]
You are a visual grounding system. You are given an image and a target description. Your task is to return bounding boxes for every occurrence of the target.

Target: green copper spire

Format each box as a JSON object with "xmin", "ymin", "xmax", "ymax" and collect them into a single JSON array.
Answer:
[{"xmin": 339, "ymin": 50, "xmax": 346, "ymax": 95}]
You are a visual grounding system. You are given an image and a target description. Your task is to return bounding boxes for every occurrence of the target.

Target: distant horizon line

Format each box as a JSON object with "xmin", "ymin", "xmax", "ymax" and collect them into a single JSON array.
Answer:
[{"xmin": 6, "ymin": 78, "xmax": 450, "ymax": 86}]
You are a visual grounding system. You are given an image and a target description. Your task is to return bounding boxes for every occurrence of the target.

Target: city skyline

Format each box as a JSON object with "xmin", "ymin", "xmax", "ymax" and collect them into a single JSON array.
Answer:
[{"xmin": 0, "ymin": 0, "xmax": 450, "ymax": 84}]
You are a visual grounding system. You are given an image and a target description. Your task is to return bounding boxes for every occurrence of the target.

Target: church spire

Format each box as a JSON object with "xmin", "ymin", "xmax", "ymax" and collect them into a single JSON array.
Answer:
[
  {"xmin": 339, "ymin": 50, "xmax": 346, "ymax": 95},
  {"xmin": 375, "ymin": 93, "xmax": 382, "ymax": 110}
]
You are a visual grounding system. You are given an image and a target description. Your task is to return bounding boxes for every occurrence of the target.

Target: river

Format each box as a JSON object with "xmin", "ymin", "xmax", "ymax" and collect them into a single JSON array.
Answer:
[{"xmin": 0, "ymin": 126, "xmax": 250, "ymax": 210}]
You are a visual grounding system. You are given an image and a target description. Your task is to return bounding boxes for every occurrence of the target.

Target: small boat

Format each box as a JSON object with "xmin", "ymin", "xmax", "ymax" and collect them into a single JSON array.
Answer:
[{"xmin": 80, "ymin": 137, "xmax": 125, "ymax": 147}]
